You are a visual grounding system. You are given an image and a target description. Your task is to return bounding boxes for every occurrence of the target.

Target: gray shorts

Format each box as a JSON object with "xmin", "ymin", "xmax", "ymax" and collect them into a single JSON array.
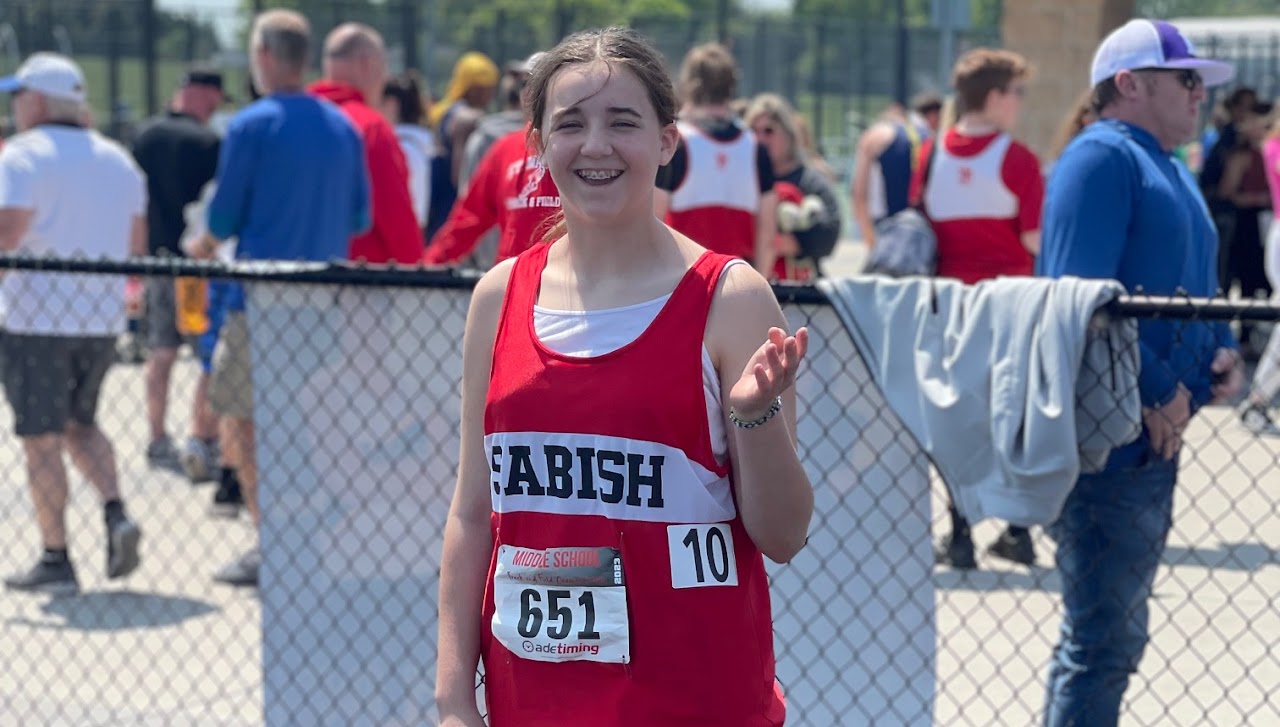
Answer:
[
  {"xmin": 0, "ymin": 333, "xmax": 117, "ymax": 437},
  {"xmin": 145, "ymin": 277, "xmax": 183, "ymax": 350},
  {"xmin": 207, "ymin": 312, "xmax": 253, "ymax": 419}
]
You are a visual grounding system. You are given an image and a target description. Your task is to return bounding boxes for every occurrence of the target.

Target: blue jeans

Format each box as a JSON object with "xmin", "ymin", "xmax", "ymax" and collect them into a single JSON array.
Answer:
[{"xmin": 1043, "ymin": 457, "xmax": 1177, "ymax": 727}]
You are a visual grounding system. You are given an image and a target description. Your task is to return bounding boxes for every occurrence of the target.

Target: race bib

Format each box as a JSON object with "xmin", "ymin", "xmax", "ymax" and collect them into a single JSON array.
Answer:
[
  {"xmin": 492, "ymin": 545, "xmax": 629, "ymax": 664},
  {"xmin": 667, "ymin": 523, "xmax": 738, "ymax": 589}
]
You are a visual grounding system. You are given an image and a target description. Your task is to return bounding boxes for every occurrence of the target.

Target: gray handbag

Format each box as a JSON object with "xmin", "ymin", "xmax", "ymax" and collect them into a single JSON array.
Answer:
[{"xmin": 863, "ymin": 142, "xmax": 938, "ymax": 278}]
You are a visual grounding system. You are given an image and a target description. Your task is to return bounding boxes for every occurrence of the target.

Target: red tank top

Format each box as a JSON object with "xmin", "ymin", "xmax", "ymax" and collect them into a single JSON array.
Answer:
[
  {"xmin": 480, "ymin": 242, "xmax": 784, "ymax": 727},
  {"xmin": 665, "ymin": 122, "xmax": 760, "ymax": 261}
]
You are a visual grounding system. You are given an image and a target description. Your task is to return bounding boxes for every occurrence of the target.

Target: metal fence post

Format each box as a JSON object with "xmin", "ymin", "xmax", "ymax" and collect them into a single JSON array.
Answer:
[
  {"xmin": 11, "ymin": 3, "xmax": 31, "ymax": 60},
  {"xmin": 1270, "ymin": 34, "xmax": 1278, "ymax": 101},
  {"xmin": 555, "ymin": 1, "xmax": 570, "ymax": 46},
  {"xmin": 494, "ymin": 9, "xmax": 507, "ymax": 73},
  {"xmin": 142, "ymin": 0, "xmax": 157, "ymax": 115},
  {"xmin": 752, "ymin": 16, "xmax": 766, "ymax": 97},
  {"xmin": 185, "ymin": 16, "xmax": 198, "ymax": 63},
  {"xmin": 717, "ymin": 0, "xmax": 730, "ymax": 46},
  {"xmin": 38, "ymin": 0, "xmax": 54, "ymax": 53},
  {"xmin": 894, "ymin": 0, "xmax": 909, "ymax": 104},
  {"xmin": 857, "ymin": 15, "xmax": 869, "ymax": 129},
  {"xmin": 1204, "ymin": 35, "xmax": 1220, "ymax": 127},
  {"xmin": 812, "ymin": 20, "xmax": 826, "ymax": 145},
  {"xmin": 108, "ymin": 6, "xmax": 122, "ymax": 138},
  {"xmin": 401, "ymin": 0, "xmax": 419, "ymax": 73},
  {"xmin": 783, "ymin": 19, "xmax": 797, "ymax": 115}
]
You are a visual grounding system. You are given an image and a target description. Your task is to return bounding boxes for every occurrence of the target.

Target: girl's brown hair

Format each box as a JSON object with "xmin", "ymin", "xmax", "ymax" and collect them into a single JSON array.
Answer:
[
  {"xmin": 522, "ymin": 27, "xmax": 679, "ymax": 241},
  {"xmin": 1048, "ymin": 88, "xmax": 1097, "ymax": 162}
]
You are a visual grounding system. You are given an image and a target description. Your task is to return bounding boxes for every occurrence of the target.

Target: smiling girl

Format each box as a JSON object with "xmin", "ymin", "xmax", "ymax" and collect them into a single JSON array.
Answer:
[{"xmin": 434, "ymin": 27, "xmax": 814, "ymax": 727}]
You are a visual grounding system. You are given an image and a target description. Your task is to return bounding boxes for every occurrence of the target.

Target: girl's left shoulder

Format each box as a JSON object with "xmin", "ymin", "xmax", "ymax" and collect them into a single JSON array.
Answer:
[{"xmin": 707, "ymin": 262, "xmax": 783, "ymax": 336}]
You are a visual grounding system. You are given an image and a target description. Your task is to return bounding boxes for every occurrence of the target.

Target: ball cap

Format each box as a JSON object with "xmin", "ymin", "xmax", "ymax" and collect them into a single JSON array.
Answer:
[
  {"xmin": 1091, "ymin": 19, "xmax": 1235, "ymax": 88},
  {"xmin": 182, "ymin": 67, "xmax": 232, "ymax": 100},
  {"xmin": 0, "ymin": 52, "xmax": 87, "ymax": 103},
  {"xmin": 520, "ymin": 52, "xmax": 545, "ymax": 74}
]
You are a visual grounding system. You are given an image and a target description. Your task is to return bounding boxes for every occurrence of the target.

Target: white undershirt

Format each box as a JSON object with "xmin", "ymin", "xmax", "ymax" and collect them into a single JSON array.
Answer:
[{"xmin": 532, "ymin": 262, "xmax": 741, "ymax": 463}]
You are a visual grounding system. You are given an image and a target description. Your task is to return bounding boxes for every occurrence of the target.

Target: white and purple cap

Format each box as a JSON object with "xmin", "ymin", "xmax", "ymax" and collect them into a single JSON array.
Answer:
[{"xmin": 1091, "ymin": 19, "xmax": 1235, "ymax": 88}]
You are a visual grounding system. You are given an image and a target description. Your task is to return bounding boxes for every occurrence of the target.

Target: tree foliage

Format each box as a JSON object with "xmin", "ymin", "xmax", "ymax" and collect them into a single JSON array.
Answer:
[
  {"xmin": 791, "ymin": 0, "xmax": 1000, "ymax": 26},
  {"xmin": 5, "ymin": 0, "xmax": 221, "ymax": 60}
]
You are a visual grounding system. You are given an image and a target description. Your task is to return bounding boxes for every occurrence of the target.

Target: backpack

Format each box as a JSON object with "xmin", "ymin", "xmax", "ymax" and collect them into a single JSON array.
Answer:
[{"xmin": 863, "ymin": 138, "xmax": 939, "ymax": 278}]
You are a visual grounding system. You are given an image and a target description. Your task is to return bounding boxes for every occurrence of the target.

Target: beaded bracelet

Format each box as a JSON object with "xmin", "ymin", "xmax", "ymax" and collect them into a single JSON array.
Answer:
[{"xmin": 729, "ymin": 396, "xmax": 783, "ymax": 429}]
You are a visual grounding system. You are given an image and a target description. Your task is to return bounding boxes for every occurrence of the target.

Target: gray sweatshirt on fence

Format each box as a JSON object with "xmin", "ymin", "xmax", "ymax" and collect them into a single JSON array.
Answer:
[{"xmin": 817, "ymin": 275, "xmax": 1142, "ymax": 526}]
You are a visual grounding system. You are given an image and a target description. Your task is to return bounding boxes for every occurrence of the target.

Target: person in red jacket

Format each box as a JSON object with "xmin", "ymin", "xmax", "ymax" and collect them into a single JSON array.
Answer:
[
  {"xmin": 309, "ymin": 23, "xmax": 422, "ymax": 265},
  {"xmin": 423, "ymin": 125, "xmax": 560, "ymax": 267}
]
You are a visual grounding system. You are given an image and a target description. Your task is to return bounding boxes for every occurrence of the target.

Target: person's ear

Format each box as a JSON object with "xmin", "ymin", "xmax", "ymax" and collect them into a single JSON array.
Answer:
[
  {"xmin": 1115, "ymin": 70, "xmax": 1143, "ymax": 99},
  {"xmin": 658, "ymin": 122, "xmax": 679, "ymax": 166}
]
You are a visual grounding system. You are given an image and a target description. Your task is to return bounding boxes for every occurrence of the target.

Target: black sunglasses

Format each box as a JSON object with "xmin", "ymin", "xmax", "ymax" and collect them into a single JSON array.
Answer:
[{"xmin": 1135, "ymin": 67, "xmax": 1203, "ymax": 91}]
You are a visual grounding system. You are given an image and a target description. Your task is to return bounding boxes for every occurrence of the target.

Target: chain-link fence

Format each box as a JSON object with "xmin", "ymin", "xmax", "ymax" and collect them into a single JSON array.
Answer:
[
  {"xmin": 0, "ymin": 0, "xmax": 1001, "ymax": 159},
  {"xmin": 1, "ymin": 257, "xmax": 1279, "ymax": 726}
]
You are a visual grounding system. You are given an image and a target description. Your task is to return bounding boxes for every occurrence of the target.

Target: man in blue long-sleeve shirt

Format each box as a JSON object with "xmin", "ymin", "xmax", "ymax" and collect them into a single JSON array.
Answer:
[
  {"xmin": 193, "ymin": 8, "xmax": 370, "ymax": 587},
  {"xmin": 1038, "ymin": 20, "xmax": 1243, "ymax": 727}
]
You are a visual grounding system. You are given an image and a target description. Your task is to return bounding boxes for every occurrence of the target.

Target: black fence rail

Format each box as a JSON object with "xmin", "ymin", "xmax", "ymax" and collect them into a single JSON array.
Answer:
[{"xmin": 0, "ymin": 257, "xmax": 1278, "ymax": 726}]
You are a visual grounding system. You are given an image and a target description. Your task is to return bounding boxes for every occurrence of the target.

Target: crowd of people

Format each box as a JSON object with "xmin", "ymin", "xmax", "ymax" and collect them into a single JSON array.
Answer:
[
  {"xmin": 0, "ymin": 7, "xmax": 1275, "ymax": 726},
  {"xmin": 0, "ymin": 7, "xmax": 841, "ymax": 589}
]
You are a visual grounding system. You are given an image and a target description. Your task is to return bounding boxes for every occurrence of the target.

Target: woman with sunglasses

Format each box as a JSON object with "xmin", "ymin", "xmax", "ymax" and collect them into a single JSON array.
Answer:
[{"xmin": 743, "ymin": 93, "xmax": 840, "ymax": 282}]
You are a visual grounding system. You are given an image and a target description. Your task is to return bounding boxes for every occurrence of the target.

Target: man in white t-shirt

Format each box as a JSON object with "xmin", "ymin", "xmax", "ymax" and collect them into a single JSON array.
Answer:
[{"xmin": 0, "ymin": 53, "xmax": 147, "ymax": 596}]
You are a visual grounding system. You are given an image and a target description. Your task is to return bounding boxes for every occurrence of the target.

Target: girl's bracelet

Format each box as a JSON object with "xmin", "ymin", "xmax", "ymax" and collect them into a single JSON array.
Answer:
[{"xmin": 729, "ymin": 396, "xmax": 783, "ymax": 429}]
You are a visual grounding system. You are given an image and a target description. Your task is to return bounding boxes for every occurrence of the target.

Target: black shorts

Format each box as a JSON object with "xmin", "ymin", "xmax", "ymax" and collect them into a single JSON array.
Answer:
[
  {"xmin": 145, "ymin": 277, "xmax": 183, "ymax": 350},
  {"xmin": 0, "ymin": 333, "xmax": 117, "ymax": 437}
]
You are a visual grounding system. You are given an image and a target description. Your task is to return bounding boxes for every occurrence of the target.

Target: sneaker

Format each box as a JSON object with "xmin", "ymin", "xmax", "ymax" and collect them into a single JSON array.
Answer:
[
  {"xmin": 214, "ymin": 548, "xmax": 260, "ymax": 586},
  {"xmin": 106, "ymin": 518, "xmax": 142, "ymax": 579},
  {"xmin": 934, "ymin": 530, "xmax": 977, "ymax": 570},
  {"xmin": 1241, "ymin": 405, "xmax": 1280, "ymax": 437},
  {"xmin": 146, "ymin": 437, "xmax": 183, "ymax": 474},
  {"xmin": 208, "ymin": 476, "xmax": 243, "ymax": 519},
  {"xmin": 116, "ymin": 333, "xmax": 146, "ymax": 366},
  {"xmin": 4, "ymin": 557, "xmax": 79, "ymax": 596},
  {"xmin": 181, "ymin": 438, "xmax": 218, "ymax": 484},
  {"xmin": 988, "ymin": 528, "xmax": 1036, "ymax": 566}
]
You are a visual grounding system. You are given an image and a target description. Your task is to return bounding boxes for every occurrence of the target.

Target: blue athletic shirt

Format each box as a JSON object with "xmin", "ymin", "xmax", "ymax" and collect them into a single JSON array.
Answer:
[
  {"xmin": 1039, "ymin": 119, "xmax": 1236, "ymax": 470},
  {"xmin": 208, "ymin": 92, "xmax": 371, "ymax": 311}
]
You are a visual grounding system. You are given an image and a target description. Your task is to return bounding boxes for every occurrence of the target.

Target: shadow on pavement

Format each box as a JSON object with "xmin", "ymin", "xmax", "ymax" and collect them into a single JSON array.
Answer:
[
  {"xmin": 933, "ymin": 564, "xmax": 1062, "ymax": 593},
  {"xmin": 1161, "ymin": 542, "xmax": 1277, "ymax": 571},
  {"xmin": 6, "ymin": 590, "xmax": 219, "ymax": 631},
  {"xmin": 932, "ymin": 540, "xmax": 1277, "ymax": 593}
]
